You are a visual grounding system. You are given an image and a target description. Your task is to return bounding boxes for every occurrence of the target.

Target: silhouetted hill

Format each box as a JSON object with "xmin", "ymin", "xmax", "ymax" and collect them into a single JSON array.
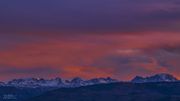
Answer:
[
  {"xmin": 0, "ymin": 86, "xmax": 55, "ymax": 101},
  {"xmin": 27, "ymin": 82, "xmax": 180, "ymax": 101}
]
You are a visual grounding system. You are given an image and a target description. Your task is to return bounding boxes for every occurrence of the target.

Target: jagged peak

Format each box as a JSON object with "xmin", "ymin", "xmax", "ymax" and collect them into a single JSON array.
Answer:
[
  {"xmin": 131, "ymin": 73, "xmax": 178, "ymax": 83},
  {"xmin": 71, "ymin": 77, "xmax": 84, "ymax": 82},
  {"xmin": 2, "ymin": 77, "xmax": 118, "ymax": 88}
]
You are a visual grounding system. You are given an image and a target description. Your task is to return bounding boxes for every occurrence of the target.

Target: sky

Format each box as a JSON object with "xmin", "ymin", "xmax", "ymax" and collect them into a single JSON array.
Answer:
[{"xmin": 0, "ymin": 0, "xmax": 180, "ymax": 81}]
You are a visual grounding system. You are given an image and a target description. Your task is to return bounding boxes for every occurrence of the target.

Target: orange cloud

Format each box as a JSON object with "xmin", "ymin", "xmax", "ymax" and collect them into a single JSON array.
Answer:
[{"xmin": 0, "ymin": 32, "xmax": 179, "ymax": 80}]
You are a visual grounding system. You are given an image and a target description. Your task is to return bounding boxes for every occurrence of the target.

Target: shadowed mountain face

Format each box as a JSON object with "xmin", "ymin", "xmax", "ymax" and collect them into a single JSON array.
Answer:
[
  {"xmin": 27, "ymin": 82, "xmax": 180, "ymax": 101},
  {"xmin": 131, "ymin": 73, "xmax": 178, "ymax": 83}
]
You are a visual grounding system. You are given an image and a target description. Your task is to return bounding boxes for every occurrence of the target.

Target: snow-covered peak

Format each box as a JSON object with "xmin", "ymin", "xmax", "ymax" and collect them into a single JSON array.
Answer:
[
  {"xmin": 7, "ymin": 78, "xmax": 65, "ymax": 88},
  {"xmin": 87, "ymin": 77, "xmax": 118, "ymax": 84},
  {"xmin": 68, "ymin": 77, "xmax": 86, "ymax": 87},
  {"xmin": 149, "ymin": 73, "xmax": 178, "ymax": 82},
  {"xmin": 4, "ymin": 77, "xmax": 118, "ymax": 88},
  {"xmin": 71, "ymin": 77, "xmax": 84, "ymax": 83},
  {"xmin": 131, "ymin": 73, "xmax": 178, "ymax": 83}
]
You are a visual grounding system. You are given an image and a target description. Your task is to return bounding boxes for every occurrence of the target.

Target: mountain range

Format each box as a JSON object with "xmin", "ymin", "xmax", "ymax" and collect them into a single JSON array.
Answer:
[
  {"xmin": 0, "ymin": 77, "xmax": 118, "ymax": 88},
  {"xmin": 0, "ymin": 73, "xmax": 178, "ymax": 88},
  {"xmin": 131, "ymin": 73, "xmax": 178, "ymax": 83},
  {"xmin": 0, "ymin": 73, "xmax": 179, "ymax": 101}
]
